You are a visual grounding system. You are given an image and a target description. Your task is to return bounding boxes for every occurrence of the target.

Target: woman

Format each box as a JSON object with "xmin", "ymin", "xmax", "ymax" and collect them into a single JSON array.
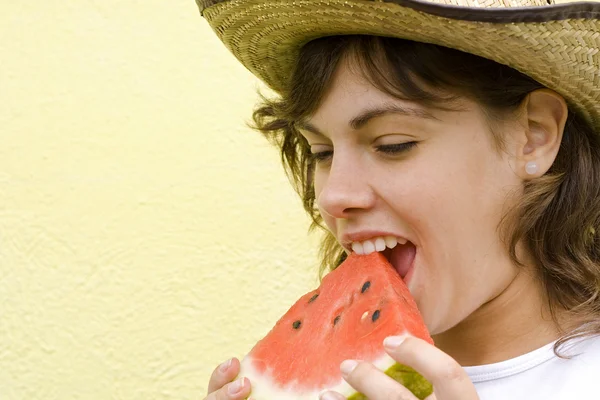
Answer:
[{"xmin": 198, "ymin": 0, "xmax": 600, "ymax": 398}]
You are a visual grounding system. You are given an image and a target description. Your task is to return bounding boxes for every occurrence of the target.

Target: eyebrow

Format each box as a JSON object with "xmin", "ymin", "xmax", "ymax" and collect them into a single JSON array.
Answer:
[{"xmin": 295, "ymin": 103, "xmax": 439, "ymax": 136}]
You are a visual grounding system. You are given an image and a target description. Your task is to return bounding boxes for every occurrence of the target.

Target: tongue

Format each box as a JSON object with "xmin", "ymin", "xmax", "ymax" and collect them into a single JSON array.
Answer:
[{"xmin": 389, "ymin": 243, "xmax": 416, "ymax": 279}]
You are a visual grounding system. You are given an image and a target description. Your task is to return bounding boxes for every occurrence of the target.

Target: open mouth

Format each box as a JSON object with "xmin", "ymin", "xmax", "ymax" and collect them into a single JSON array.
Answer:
[
  {"xmin": 349, "ymin": 237, "xmax": 416, "ymax": 281},
  {"xmin": 382, "ymin": 242, "xmax": 416, "ymax": 281}
]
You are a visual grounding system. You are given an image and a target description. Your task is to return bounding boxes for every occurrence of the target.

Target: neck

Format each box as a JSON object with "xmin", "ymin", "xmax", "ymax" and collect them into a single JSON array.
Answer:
[{"xmin": 432, "ymin": 267, "xmax": 567, "ymax": 366}]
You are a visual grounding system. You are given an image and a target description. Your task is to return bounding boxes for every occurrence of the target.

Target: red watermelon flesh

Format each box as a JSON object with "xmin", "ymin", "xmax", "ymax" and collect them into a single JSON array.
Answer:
[{"xmin": 239, "ymin": 252, "xmax": 434, "ymax": 400}]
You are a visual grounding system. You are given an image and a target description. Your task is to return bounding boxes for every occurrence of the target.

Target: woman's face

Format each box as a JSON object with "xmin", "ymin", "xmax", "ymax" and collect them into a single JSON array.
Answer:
[{"xmin": 298, "ymin": 62, "xmax": 527, "ymax": 335}]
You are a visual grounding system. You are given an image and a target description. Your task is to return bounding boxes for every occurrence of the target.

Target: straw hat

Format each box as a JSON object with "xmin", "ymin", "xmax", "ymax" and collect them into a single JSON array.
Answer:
[{"xmin": 197, "ymin": 0, "xmax": 600, "ymax": 129}]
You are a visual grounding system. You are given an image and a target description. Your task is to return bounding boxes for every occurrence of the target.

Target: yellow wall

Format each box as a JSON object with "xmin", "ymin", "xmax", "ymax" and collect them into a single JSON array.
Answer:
[{"xmin": 0, "ymin": 1, "xmax": 320, "ymax": 398}]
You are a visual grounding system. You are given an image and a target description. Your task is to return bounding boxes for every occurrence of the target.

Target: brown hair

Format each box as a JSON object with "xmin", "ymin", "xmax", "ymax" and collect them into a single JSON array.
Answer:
[{"xmin": 251, "ymin": 35, "xmax": 600, "ymax": 353}]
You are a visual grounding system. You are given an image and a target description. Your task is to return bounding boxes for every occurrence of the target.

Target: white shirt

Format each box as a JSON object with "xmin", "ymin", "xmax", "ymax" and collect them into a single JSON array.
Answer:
[{"xmin": 464, "ymin": 334, "xmax": 600, "ymax": 399}]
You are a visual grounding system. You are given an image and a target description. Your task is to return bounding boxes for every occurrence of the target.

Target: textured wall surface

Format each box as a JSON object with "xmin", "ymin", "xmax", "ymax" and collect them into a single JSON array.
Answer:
[{"xmin": 0, "ymin": 1, "xmax": 320, "ymax": 398}]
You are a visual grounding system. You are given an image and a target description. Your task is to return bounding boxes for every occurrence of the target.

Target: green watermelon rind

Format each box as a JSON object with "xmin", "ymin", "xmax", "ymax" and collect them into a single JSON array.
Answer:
[
  {"xmin": 347, "ymin": 363, "xmax": 433, "ymax": 400},
  {"xmin": 240, "ymin": 359, "xmax": 433, "ymax": 400}
]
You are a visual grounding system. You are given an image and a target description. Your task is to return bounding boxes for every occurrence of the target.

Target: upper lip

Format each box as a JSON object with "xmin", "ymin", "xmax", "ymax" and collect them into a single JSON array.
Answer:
[{"xmin": 340, "ymin": 230, "xmax": 410, "ymax": 251}]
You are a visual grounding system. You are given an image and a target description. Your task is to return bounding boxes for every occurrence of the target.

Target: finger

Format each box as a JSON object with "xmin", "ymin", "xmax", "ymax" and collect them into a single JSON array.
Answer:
[
  {"xmin": 207, "ymin": 358, "xmax": 240, "ymax": 394},
  {"xmin": 384, "ymin": 336, "xmax": 478, "ymax": 400},
  {"xmin": 318, "ymin": 390, "xmax": 346, "ymax": 400},
  {"xmin": 205, "ymin": 377, "xmax": 251, "ymax": 400},
  {"xmin": 340, "ymin": 359, "xmax": 418, "ymax": 400}
]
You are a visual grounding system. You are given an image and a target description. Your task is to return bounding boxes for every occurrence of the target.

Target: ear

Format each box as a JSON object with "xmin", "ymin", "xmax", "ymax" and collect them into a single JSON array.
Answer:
[{"xmin": 516, "ymin": 89, "xmax": 568, "ymax": 179}]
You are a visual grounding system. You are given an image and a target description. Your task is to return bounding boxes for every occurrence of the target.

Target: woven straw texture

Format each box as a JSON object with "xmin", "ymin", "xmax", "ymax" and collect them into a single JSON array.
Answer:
[{"xmin": 200, "ymin": 0, "xmax": 600, "ymax": 129}]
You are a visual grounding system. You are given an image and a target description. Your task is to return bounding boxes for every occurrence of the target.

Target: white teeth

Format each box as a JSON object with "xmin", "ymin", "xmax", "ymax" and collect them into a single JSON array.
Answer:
[
  {"xmin": 352, "ymin": 242, "xmax": 365, "ymax": 255},
  {"xmin": 384, "ymin": 236, "xmax": 398, "ymax": 249},
  {"xmin": 362, "ymin": 240, "xmax": 376, "ymax": 255},
  {"xmin": 351, "ymin": 235, "xmax": 408, "ymax": 255}
]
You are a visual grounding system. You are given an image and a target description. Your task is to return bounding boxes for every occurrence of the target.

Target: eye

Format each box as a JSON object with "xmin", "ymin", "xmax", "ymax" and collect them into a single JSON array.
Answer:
[
  {"xmin": 376, "ymin": 141, "xmax": 417, "ymax": 155},
  {"xmin": 309, "ymin": 150, "xmax": 333, "ymax": 163},
  {"xmin": 308, "ymin": 144, "xmax": 333, "ymax": 164}
]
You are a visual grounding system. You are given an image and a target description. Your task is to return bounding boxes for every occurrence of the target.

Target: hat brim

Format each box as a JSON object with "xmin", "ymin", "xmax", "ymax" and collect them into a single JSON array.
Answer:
[{"xmin": 198, "ymin": 0, "xmax": 600, "ymax": 128}]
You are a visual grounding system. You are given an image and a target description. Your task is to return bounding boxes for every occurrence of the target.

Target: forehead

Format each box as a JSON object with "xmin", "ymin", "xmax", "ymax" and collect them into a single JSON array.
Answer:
[
  {"xmin": 303, "ymin": 61, "xmax": 450, "ymax": 131},
  {"xmin": 323, "ymin": 60, "xmax": 388, "ymax": 106},
  {"xmin": 308, "ymin": 63, "xmax": 395, "ymax": 124}
]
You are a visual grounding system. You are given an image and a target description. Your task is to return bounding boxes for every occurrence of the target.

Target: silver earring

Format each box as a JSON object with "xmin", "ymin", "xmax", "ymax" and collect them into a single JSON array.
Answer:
[{"xmin": 525, "ymin": 161, "xmax": 539, "ymax": 175}]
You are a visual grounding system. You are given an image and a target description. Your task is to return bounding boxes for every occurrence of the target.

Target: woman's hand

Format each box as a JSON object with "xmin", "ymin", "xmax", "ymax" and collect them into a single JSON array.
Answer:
[
  {"xmin": 204, "ymin": 357, "xmax": 252, "ymax": 400},
  {"xmin": 320, "ymin": 336, "xmax": 479, "ymax": 400}
]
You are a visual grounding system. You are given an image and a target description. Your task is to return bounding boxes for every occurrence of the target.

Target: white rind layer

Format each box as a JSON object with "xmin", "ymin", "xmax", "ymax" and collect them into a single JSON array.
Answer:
[{"xmin": 239, "ymin": 352, "xmax": 398, "ymax": 400}]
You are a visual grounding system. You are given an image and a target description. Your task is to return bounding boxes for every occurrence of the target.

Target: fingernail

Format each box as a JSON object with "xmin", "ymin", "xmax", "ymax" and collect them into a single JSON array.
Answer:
[
  {"xmin": 219, "ymin": 358, "xmax": 233, "ymax": 373},
  {"xmin": 228, "ymin": 378, "xmax": 245, "ymax": 395},
  {"xmin": 319, "ymin": 391, "xmax": 339, "ymax": 400},
  {"xmin": 384, "ymin": 335, "xmax": 406, "ymax": 349},
  {"xmin": 340, "ymin": 359, "xmax": 358, "ymax": 376}
]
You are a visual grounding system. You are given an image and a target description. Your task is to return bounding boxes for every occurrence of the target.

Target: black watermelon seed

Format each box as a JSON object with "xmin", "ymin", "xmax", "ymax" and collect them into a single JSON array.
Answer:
[
  {"xmin": 361, "ymin": 281, "xmax": 371, "ymax": 293},
  {"xmin": 333, "ymin": 315, "xmax": 341, "ymax": 325},
  {"xmin": 372, "ymin": 310, "xmax": 381, "ymax": 322},
  {"xmin": 308, "ymin": 294, "xmax": 319, "ymax": 303},
  {"xmin": 292, "ymin": 320, "xmax": 302, "ymax": 329}
]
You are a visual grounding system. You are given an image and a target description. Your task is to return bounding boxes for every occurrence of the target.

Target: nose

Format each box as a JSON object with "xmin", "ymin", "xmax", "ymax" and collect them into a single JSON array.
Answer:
[{"xmin": 316, "ymin": 154, "xmax": 376, "ymax": 219}]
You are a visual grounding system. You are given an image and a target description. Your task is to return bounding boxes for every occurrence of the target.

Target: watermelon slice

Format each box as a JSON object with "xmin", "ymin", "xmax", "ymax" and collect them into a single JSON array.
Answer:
[{"xmin": 238, "ymin": 252, "xmax": 434, "ymax": 400}]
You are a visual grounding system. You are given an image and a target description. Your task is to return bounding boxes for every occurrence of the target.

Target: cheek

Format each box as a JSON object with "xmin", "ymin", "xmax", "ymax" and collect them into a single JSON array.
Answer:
[
  {"xmin": 313, "ymin": 173, "xmax": 337, "ymax": 232},
  {"xmin": 407, "ymin": 131, "xmax": 512, "ymax": 225},
  {"xmin": 395, "ymin": 140, "xmax": 519, "ymax": 331},
  {"xmin": 317, "ymin": 205, "xmax": 336, "ymax": 233},
  {"xmin": 313, "ymin": 171, "xmax": 325, "ymax": 201}
]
